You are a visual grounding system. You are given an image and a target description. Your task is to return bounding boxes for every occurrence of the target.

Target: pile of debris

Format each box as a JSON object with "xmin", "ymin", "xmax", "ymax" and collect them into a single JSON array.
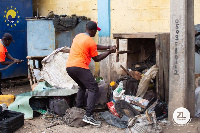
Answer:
[{"xmin": 0, "ymin": 47, "xmax": 169, "ymax": 132}]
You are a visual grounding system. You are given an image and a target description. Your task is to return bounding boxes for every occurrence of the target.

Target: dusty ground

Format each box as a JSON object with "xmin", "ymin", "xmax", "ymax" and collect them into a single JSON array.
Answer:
[
  {"xmin": 2, "ymin": 81, "xmax": 200, "ymax": 133},
  {"xmin": 2, "ymin": 83, "xmax": 125, "ymax": 133}
]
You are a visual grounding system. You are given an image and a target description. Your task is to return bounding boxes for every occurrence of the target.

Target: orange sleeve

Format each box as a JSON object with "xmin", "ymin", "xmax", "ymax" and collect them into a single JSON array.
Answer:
[
  {"xmin": 89, "ymin": 40, "xmax": 98, "ymax": 57},
  {"xmin": 0, "ymin": 52, "xmax": 6, "ymax": 62},
  {"xmin": 0, "ymin": 53, "xmax": 5, "ymax": 62},
  {"xmin": 0, "ymin": 47, "xmax": 7, "ymax": 62},
  {"xmin": 90, "ymin": 44, "xmax": 98, "ymax": 57}
]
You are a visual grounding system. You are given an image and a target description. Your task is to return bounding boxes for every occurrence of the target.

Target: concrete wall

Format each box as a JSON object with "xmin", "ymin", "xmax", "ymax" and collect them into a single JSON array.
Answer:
[
  {"xmin": 32, "ymin": 0, "xmax": 99, "ymax": 42},
  {"xmin": 32, "ymin": 0, "xmax": 200, "ymax": 33},
  {"xmin": 111, "ymin": 0, "xmax": 170, "ymax": 34},
  {"xmin": 194, "ymin": 0, "xmax": 200, "ymax": 24},
  {"xmin": 32, "ymin": 0, "xmax": 200, "ymax": 83},
  {"xmin": 33, "ymin": 0, "xmax": 98, "ymax": 18}
]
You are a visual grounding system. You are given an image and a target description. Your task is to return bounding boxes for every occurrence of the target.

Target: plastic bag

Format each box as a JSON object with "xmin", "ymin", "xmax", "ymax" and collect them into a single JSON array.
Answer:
[
  {"xmin": 144, "ymin": 98, "xmax": 168, "ymax": 120},
  {"xmin": 107, "ymin": 101, "xmax": 120, "ymax": 117},
  {"xmin": 113, "ymin": 81, "xmax": 125, "ymax": 102},
  {"xmin": 126, "ymin": 111, "xmax": 162, "ymax": 133}
]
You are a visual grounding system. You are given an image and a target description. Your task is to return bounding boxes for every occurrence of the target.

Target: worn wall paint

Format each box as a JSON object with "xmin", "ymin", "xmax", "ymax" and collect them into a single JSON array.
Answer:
[
  {"xmin": 33, "ymin": 0, "xmax": 200, "ymax": 36},
  {"xmin": 33, "ymin": 0, "xmax": 97, "ymax": 17},
  {"xmin": 194, "ymin": 0, "xmax": 200, "ymax": 24},
  {"xmin": 32, "ymin": 0, "xmax": 99, "ymax": 42},
  {"xmin": 110, "ymin": 0, "xmax": 170, "ymax": 36},
  {"xmin": 97, "ymin": 0, "xmax": 110, "ymax": 37},
  {"xmin": 32, "ymin": 0, "xmax": 200, "ymax": 83},
  {"xmin": 32, "ymin": 0, "xmax": 101, "ymax": 76},
  {"xmin": 27, "ymin": 20, "xmax": 55, "ymax": 56}
]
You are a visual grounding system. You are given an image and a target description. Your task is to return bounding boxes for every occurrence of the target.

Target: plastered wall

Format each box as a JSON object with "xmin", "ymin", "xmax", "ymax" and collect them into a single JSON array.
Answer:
[
  {"xmin": 110, "ymin": 0, "xmax": 170, "ymax": 35},
  {"xmin": 32, "ymin": 0, "xmax": 99, "ymax": 42},
  {"xmin": 194, "ymin": 0, "xmax": 200, "ymax": 24},
  {"xmin": 33, "ymin": 0, "xmax": 200, "ymax": 37},
  {"xmin": 33, "ymin": 0, "xmax": 98, "ymax": 19}
]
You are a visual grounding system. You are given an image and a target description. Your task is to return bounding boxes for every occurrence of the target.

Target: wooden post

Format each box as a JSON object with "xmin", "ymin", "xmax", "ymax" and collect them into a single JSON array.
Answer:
[
  {"xmin": 27, "ymin": 59, "xmax": 34, "ymax": 85},
  {"xmin": 116, "ymin": 38, "xmax": 119, "ymax": 62},
  {"xmin": 187, "ymin": 0, "xmax": 195, "ymax": 117}
]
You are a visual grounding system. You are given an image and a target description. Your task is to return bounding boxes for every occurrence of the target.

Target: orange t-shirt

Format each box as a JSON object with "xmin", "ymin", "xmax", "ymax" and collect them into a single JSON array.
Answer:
[
  {"xmin": 0, "ymin": 39, "xmax": 8, "ymax": 62},
  {"xmin": 66, "ymin": 33, "xmax": 98, "ymax": 69}
]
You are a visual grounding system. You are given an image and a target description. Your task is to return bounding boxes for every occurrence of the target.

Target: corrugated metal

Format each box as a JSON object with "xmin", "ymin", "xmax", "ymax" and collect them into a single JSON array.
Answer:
[
  {"xmin": 27, "ymin": 20, "xmax": 55, "ymax": 56},
  {"xmin": 0, "ymin": 0, "xmax": 33, "ymax": 79},
  {"xmin": 55, "ymin": 20, "xmax": 88, "ymax": 48},
  {"xmin": 27, "ymin": 19, "xmax": 88, "ymax": 54}
]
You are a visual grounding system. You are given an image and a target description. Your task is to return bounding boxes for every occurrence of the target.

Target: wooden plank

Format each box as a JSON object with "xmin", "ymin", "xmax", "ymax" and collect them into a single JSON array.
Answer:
[
  {"xmin": 32, "ymin": 60, "xmax": 37, "ymax": 84},
  {"xmin": 130, "ymin": 100, "xmax": 146, "ymax": 109},
  {"xmin": 27, "ymin": 60, "xmax": 34, "ymax": 85},
  {"xmin": 38, "ymin": 60, "xmax": 42, "ymax": 69},
  {"xmin": 159, "ymin": 34, "xmax": 164, "ymax": 102},
  {"xmin": 120, "ymin": 65, "xmax": 135, "ymax": 79},
  {"xmin": 156, "ymin": 33, "xmax": 170, "ymax": 103},
  {"xmin": 33, "ymin": 60, "xmax": 36, "ymax": 69},
  {"xmin": 26, "ymin": 56, "xmax": 46, "ymax": 60},
  {"xmin": 116, "ymin": 38, "xmax": 119, "ymax": 62},
  {"xmin": 113, "ymin": 32, "xmax": 167, "ymax": 39},
  {"xmin": 155, "ymin": 35, "xmax": 160, "ymax": 100},
  {"xmin": 117, "ymin": 50, "xmax": 140, "ymax": 54},
  {"xmin": 163, "ymin": 33, "xmax": 170, "ymax": 103}
]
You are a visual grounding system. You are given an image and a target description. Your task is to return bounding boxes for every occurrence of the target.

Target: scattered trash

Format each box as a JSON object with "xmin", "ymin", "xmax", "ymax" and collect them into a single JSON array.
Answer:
[
  {"xmin": 0, "ymin": 95, "xmax": 15, "ymax": 106},
  {"xmin": 136, "ymin": 65, "xmax": 158, "ymax": 98},
  {"xmin": 100, "ymin": 111, "xmax": 129, "ymax": 128},
  {"xmin": 113, "ymin": 81, "xmax": 125, "ymax": 102},
  {"xmin": 126, "ymin": 111, "xmax": 162, "ymax": 133},
  {"xmin": 63, "ymin": 107, "xmax": 87, "ymax": 127},
  {"xmin": 114, "ymin": 100, "xmax": 140, "ymax": 118},
  {"xmin": 0, "ymin": 110, "xmax": 24, "ymax": 132},
  {"xmin": 107, "ymin": 101, "xmax": 120, "ymax": 117},
  {"xmin": 49, "ymin": 98, "xmax": 69, "ymax": 116}
]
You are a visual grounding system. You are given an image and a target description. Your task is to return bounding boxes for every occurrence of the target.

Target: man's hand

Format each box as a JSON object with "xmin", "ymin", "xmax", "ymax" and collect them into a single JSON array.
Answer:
[
  {"xmin": 14, "ymin": 59, "xmax": 23, "ymax": 64},
  {"xmin": 59, "ymin": 49, "xmax": 70, "ymax": 53},
  {"xmin": 109, "ymin": 46, "xmax": 116, "ymax": 53}
]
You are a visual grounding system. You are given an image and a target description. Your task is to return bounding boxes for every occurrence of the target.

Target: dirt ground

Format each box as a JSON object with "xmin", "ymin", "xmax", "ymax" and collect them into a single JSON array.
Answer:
[{"xmin": 2, "ymin": 82, "xmax": 200, "ymax": 133}]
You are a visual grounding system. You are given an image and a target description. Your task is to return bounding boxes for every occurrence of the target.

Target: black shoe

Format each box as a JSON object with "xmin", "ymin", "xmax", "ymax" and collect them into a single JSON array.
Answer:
[{"xmin": 82, "ymin": 115, "xmax": 101, "ymax": 126}]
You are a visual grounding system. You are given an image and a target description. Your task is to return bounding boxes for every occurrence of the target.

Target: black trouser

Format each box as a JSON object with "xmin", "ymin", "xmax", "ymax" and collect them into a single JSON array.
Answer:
[
  {"xmin": 66, "ymin": 67, "xmax": 99, "ymax": 116},
  {"xmin": 0, "ymin": 72, "xmax": 2, "ymax": 94}
]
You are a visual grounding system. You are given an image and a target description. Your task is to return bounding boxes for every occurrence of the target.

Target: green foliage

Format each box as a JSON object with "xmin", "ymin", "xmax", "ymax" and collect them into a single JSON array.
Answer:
[{"xmin": 95, "ymin": 76, "xmax": 103, "ymax": 83}]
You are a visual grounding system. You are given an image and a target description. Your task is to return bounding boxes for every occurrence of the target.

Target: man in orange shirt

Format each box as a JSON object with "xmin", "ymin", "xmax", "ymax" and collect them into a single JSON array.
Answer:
[
  {"xmin": 0, "ymin": 33, "xmax": 22, "ymax": 94},
  {"xmin": 66, "ymin": 21, "xmax": 116, "ymax": 126}
]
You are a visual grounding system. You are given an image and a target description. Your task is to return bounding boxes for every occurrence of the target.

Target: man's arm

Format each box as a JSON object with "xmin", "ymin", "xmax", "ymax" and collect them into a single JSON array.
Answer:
[
  {"xmin": 0, "ymin": 52, "xmax": 14, "ymax": 65},
  {"xmin": 97, "ymin": 45, "xmax": 110, "ymax": 50},
  {"xmin": 0, "ymin": 60, "xmax": 14, "ymax": 65},
  {"xmin": 92, "ymin": 46, "xmax": 116, "ymax": 62},
  {"xmin": 5, "ymin": 52, "xmax": 22, "ymax": 64},
  {"xmin": 6, "ymin": 52, "xmax": 15, "ymax": 61},
  {"xmin": 92, "ymin": 51, "xmax": 111, "ymax": 62}
]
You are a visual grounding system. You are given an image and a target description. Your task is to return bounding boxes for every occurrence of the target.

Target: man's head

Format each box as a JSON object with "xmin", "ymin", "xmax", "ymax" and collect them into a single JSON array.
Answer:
[
  {"xmin": 86, "ymin": 21, "xmax": 101, "ymax": 37},
  {"xmin": 2, "ymin": 33, "xmax": 15, "ymax": 46}
]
